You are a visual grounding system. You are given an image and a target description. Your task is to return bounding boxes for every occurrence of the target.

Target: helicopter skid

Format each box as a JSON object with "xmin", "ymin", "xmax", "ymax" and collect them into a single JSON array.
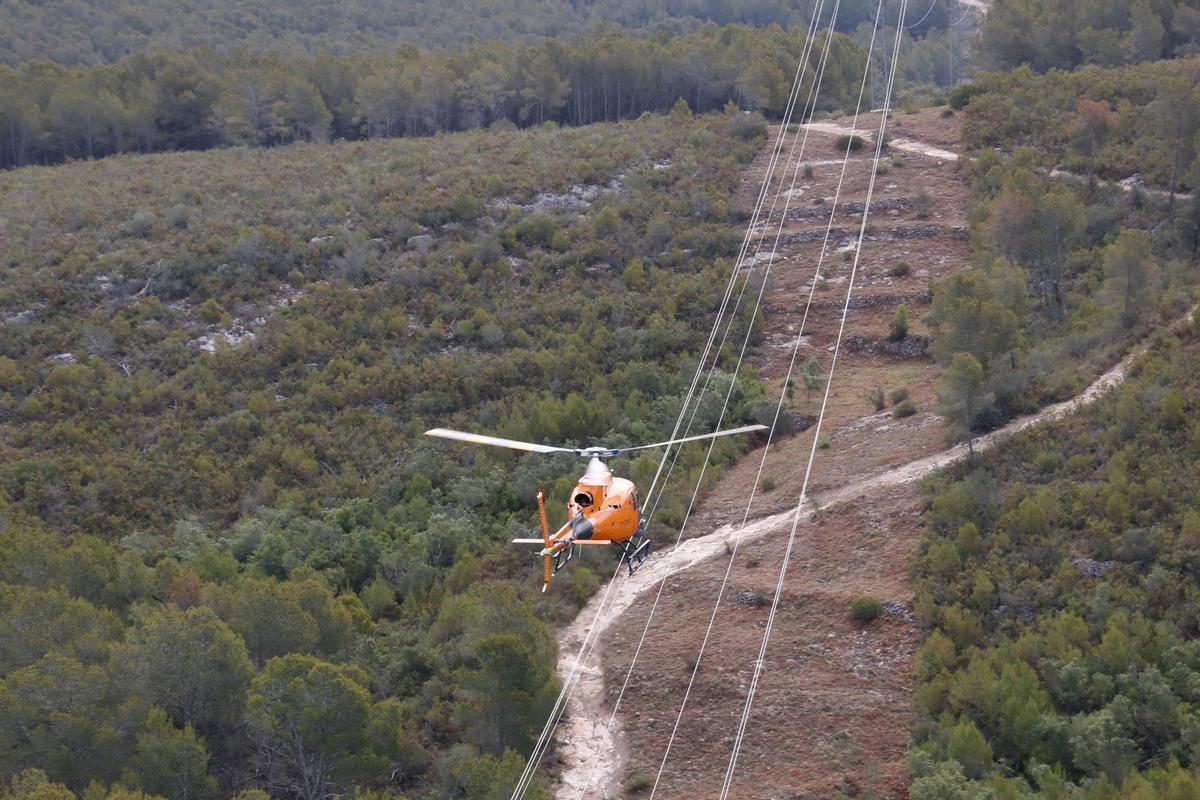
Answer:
[
  {"xmin": 623, "ymin": 537, "xmax": 651, "ymax": 576},
  {"xmin": 619, "ymin": 520, "xmax": 651, "ymax": 576}
]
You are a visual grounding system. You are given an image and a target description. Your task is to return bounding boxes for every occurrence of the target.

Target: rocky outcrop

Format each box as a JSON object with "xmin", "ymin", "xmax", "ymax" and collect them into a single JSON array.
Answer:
[{"xmin": 844, "ymin": 334, "xmax": 930, "ymax": 358}]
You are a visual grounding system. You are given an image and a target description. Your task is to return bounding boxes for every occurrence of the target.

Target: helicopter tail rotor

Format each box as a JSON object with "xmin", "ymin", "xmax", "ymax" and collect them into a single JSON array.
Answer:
[{"xmin": 538, "ymin": 492, "xmax": 552, "ymax": 592}]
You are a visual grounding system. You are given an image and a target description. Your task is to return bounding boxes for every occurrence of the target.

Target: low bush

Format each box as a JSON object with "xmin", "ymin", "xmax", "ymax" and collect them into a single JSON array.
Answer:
[
  {"xmin": 892, "ymin": 398, "xmax": 918, "ymax": 418},
  {"xmin": 850, "ymin": 596, "xmax": 881, "ymax": 622},
  {"xmin": 835, "ymin": 134, "xmax": 864, "ymax": 151},
  {"xmin": 624, "ymin": 773, "xmax": 654, "ymax": 793}
]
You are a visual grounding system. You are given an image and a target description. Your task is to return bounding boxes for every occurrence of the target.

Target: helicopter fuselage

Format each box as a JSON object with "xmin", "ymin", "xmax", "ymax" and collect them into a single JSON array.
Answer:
[{"xmin": 559, "ymin": 457, "xmax": 641, "ymax": 544}]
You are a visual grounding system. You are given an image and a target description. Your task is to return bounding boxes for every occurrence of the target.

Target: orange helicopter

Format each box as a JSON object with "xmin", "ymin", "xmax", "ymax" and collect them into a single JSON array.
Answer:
[{"xmin": 425, "ymin": 424, "xmax": 767, "ymax": 590}]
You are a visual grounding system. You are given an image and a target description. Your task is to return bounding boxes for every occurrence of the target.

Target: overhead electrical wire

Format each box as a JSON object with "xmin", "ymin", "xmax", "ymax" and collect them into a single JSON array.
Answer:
[
  {"xmin": 717, "ymin": 2, "xmax": 912, "ymax": 797},
  {"xmin": 569, "ymin": 4, "xmax": 845, "ymax": 797},
  {"xmin": 521, "ymin": 0, "xmax": 915, "ymax": 794},
  {"xmin": 644, "ymin": 1, "xmax": 892, "ymax": 797},
  {"xmin": 507, "ymin": 8, "xmax": 834, "ymax": 794}
]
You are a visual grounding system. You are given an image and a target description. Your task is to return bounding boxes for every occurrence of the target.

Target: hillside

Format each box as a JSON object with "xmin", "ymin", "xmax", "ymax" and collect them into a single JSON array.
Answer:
[
  {"xmin": 545, "ymin": 51, "xmax": 1200, "ymax": 800},
  {"xmin": 6, "ymin": 3, "xmax": 1200, "ymax": 800},
  {"xmin": 0, "ymin": 108, "xmax": 773, "ymax": 799}
]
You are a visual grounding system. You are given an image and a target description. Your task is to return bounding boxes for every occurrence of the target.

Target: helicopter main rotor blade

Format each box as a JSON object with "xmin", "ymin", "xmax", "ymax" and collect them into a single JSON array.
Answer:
[
  {"xmin": 425, "ymin": 428, "xmax": 576, "ymax": 454},
  {"xmin": 615, "ymin": 423, "xmax": 769, "ymax": 454}
]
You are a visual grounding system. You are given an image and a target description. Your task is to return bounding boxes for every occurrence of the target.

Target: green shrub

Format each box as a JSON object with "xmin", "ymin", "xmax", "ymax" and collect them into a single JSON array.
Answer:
[
  {"xmin": 913, "ymin": 190, "xmax": 933, "ymax": 219},
  {"xmin": 759, "ymin": 475, "xmax": 776, "ymax": 492},
  {"xmin": 514, "ymin": 213, "xmax": 557, "ymax": 245},
  {"xmin": 449, "ymin": 194, "xmax": 483, "ymax": 222},
  {"xmin": 867, "ymin": 386, "xmax": 886, "ymax": 411},
  {"xmin": 889, "ymin": 303, "xmax": 908, "ymax": 341},
  {"xmin": 892, "ymin": 398, "xmax": 918, "ymax": 418},
  {"xmin": 726, "ymin": 113, "xmax": 768, "ymax": 142},
  {"xmin": 850, "ymin": 597, "xmax": 881, "ymax": 622},
  {"xmin": 623, "ymin": 773, "xmax": 653, "ymax": 793},
  {"xmin": 888, "ymin": 260, "xmax": 910, "ymax": 277},
  {"xmin": 889, "ymin": 387, "xmax": 910, "ymax": 405},
  {"xmin": 835, "ymin": 134, "xmax": 864, "ymax": 151}
]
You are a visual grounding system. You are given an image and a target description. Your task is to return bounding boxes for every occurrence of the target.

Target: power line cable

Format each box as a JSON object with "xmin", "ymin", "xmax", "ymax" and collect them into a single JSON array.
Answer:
[
  {"xmin": 643, "ymin": 1, "xmax": 889, "ymax": 796},
  {"xmin": 717, "ymin": 3, "xmax": 911, "ymax": 796},
  {"xmin": 569, "ymin": 5, "xmax": 844, "ymax": 797},
  {"xmin": 507, "ymin": 11, "xmax": 832, "ymax": 794}
]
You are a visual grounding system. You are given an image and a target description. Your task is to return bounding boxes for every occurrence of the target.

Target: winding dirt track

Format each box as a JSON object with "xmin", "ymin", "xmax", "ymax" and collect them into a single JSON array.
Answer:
[
  {"xmin": 546, "ymin": 109, "xmax": 1190, "ymax": 800},
  {"xmin": 549, "ymin": 315, "xmax": 1161, "ymax": 799}
]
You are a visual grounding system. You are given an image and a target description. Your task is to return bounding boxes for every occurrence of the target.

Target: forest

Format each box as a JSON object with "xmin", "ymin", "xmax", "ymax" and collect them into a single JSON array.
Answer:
[
  {"xmin": 907, "ymin": 41, "xmax": 1200, "ymax": 799},
  {"xmin": 5, "ymin": 0, "xmax": 1200, "ymax": 798},
  {"xmin": 0, "ymin": 107, "xmax": 775, "ymax": 799},
  {"xmin": 0, "ymin": 0, "xmax": 956, "ymax": 67},
  {"xmin": 910, "ymin": 303, "xmax": 1200, "ymax": 799},
  {"xmin": 925, "ymin": 55, "xmax": 1200, "ymax": 450},
  {"xmin": 975, "ymin": 0, "xmax": 1200, "ymax": 71},
  {"xmin": 0, "ymin": 21, "xmax": 966, "ymax": 170}
]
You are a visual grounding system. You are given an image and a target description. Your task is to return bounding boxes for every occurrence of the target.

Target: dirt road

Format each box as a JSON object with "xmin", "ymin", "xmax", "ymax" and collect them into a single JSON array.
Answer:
[
  {"xmin": 550, "ymin": 303, "xmax": 1158, "ymax": 798},
  {"xmin": 547, "ymin": 108, "xmax": 1182, "ymax": 800}
]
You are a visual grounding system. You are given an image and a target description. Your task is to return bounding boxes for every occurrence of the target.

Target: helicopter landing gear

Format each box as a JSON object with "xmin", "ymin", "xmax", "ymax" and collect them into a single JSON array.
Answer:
[
  {"xmin": 551, "ymin": 541, "xmax": 574, "ymax": 576},
  {"xmin": 620, "ymin": 520, "xmax": 651, "ymax": 576}
]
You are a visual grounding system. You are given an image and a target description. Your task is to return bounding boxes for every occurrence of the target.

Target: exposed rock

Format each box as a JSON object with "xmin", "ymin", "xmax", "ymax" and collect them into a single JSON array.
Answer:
[
  {"xmin": 842, "ymin": 197, "xmax": 912, "ymax": 216},
  {"xmin": 47, "ymin": 352, "xmax": 77, "ymax": 365},
  {"xmin": 526, "ymin": 186, "xmax": 595, "ymax": 214},
  {"xmin": 743, "ymin": 251, "xmax": 783, "ymax": 268},
  {"xmin": 779, "ymin": 196, "xmax": 912, "ymax": 221},
  {"xmin": 792, "ymin": 413, "xmax": 818, "ymax": 431},
  {"xmin": 890, "ymin": 224, "xmax": 944, "ymax": 239},
  {"xmin": 309, "ymin": 235, "xmax": 334, "ymax": 244},
  {"xmin": 5, "ymin": 310, "xmax": 35, "ymax": 325},
  {"xmin": 844, "ymin": 334, "xmax": 930, "ymax": 358},
  {"xmin": 407, "ymin": 234, "xmax": 435, "ymax": 253},
  {"xmin": 845, "ymin": 292, "xmax": 931, "ymax": 310},
  {"xmin": 731, "ymin": 589, "xmax": 768, "ymax": 606},
  {"xmin": 1072, "ymin": 557, "xmax": 1115, "ymax": 578},
  {"xmin": 777, "ymin": 227, "xmax": 851, "ymax": 245},
  {"xmin": 880, "ymin": 600, "xmax": 916, "ymax": 624},
  {"xmin": 189, "ymin": 329, "xmax": 257, "ymax": 353}
]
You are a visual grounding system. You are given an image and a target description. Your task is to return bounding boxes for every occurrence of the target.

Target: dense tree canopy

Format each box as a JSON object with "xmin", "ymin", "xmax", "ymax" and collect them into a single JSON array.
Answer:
[
  {"xmin": 975, "ymin": 0, "xmax": 1200, "ymax": 72},
  {"xmin": 958, "ymin": 56, "xmax": 1200, "ymax": 193},
  {"xmin": 928, "ymin": 57, "xmax": 1200, "ymax": 446},
  {"xmin": 0, "ymin": 0, "xmax": 957, "ymax": 67},
  {"xmin": 0, "ymin": 110, "xmax": 775, "ymax": 799},
  {"xmin": 911, "ymin": 319, "xmax": 1200, "ymax": 798},
  {"xmin": 0, "ymin": 24, "xmax": 883, "ymax": 170}
]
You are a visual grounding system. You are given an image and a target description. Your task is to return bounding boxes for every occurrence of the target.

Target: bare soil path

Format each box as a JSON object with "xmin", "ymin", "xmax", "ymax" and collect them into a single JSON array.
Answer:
[{"xmin": 546, "ymin": 107, "xmax": 1176, "ymax": 800}]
